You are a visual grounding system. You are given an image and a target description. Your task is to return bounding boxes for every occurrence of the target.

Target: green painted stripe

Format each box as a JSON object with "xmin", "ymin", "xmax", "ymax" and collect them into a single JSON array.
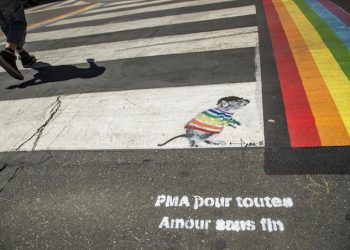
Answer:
[
  {"xmin": 202, "ymin": 111, "xmax": 221, "ymax": 119},
  {"xmin": 294, "ymin": 0, "xmax": 350, "ymax": 80},
  {"xmin": 202, "ymin": 111, "xmax": 232, "ymax": 121}
]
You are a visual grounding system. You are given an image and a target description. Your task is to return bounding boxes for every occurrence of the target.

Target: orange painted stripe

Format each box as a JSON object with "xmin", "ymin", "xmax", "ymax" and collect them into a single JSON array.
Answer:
[
  {"xmin": 273, "ymin": 0, "xmax": 350, "ymax": 146},
  {"xmin": 185, "ymin": 125, "xmax": 220, "ymax": 134},
  {"xmin": 263, "ymin": 0, "xmax": 321, "ymax": 147},
  {"xmin": 28, "ymin": 3, "xmax": 99, "ymax": 31},
  {"xmin": 190, "ymin": 119, "xmax": 222, "ymax": 131}
]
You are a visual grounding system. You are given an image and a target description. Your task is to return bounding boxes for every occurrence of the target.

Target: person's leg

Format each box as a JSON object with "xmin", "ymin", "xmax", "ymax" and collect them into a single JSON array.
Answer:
[
  {"xmin": 8, "ymin": 0, "xmax": 37, "ymax": 68},
  {"xmin": 0, "ymin": 12, "xmax": 17, "ymax": 53},
  {"xmin": 5, "ymin": 42, "xmax": 17, "ymax": 51},
  {"xmin": 0, "ymin": 42, "xmax": 24, "ymax": 80},
  {"xmin": 0, "ymin": 11, "xmax": 9, "ymax": 37},
  {"xmin": 2, "ymin": 0, "xmax": 27, "ymax": 49},
  {"xmin": 17, "ymin": 47, "xmax": 37, "ymax": 68},
  {"xmin": 0, "ymin": 0, "xmax": 28, "ymax": 80}
]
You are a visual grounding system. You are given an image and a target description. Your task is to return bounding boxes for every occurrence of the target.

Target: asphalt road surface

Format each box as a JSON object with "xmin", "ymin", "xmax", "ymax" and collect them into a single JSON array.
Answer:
[{"xmin": 0, "ymin": 0, "xmax": 349, "ymax": 249}]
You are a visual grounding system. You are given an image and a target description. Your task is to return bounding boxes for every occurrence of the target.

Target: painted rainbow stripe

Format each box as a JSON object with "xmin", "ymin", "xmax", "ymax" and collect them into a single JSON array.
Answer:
[
  {"xmin": 185, "ymin": 108, "xmax": 233, "ymax": 134},
  {"xmin": 263, "ymin": 0, "xmax": 350, "ymax": 147},
  {"xmin": 28, "ymin": 3, "xmax": 100, "ymax": 31}
]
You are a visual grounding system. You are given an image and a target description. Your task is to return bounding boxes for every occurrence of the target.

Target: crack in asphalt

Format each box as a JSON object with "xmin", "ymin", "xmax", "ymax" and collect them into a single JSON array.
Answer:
[
  {"xmin": 0, "ymin": 163, "xmax": 8, "ymax": 172},
  {"xmin": 0, "ymin": 165, "xmax": 23, "ymax": 193},
  {"xmin": 1, "ymin": 96, "xmax": 62, "ymax": 192},
  {"xmin": 0, "ymin": 153, "xmax": 54, "ymax": 193},
  {"xmin": 16, "ymin": 96, "xmax": 62, "ymax": 151}
]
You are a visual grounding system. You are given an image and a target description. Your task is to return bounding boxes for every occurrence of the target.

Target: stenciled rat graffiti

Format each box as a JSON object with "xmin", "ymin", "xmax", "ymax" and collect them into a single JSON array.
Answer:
[{"xmin": 158, "ymin": 96, "xmax": 250, "ymax": 147}]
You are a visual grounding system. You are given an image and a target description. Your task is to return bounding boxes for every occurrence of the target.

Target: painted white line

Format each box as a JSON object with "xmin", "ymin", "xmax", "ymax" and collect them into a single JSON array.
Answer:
[
  {"xmin": 25, "ymin": 1, "xmax": 59, "ymax": 12},
  {"xmin": 56, "ymin": 0, "xmax": 77, "ymax": 7},
  {"xmin": 75, "ymin": 1, "xmax": 87, "ymax": 5},
  {"xmin": 27, "ymin": 0, "xmax": 88, "ymax": 14},
  {"xmin": 50, "ymin": 0, "xmax": 240, "ymax": 26},
  {"xmin": 27, "ymin": 5, "xmax": 256, "ymax": 42},
  {"xmin": 0, "ymin": 82, "xmax": 264, "ymax": 151},
  {"xmin": 85, "ymin": 0, "xmax": 179, "ymax": 14},
  {"xmin": 103, "ymin": 0, "xmax": 154, "ymax": 8},
  {"xmin": 4, "ymin": 27, "xmax": 258, "ymax": 73}
]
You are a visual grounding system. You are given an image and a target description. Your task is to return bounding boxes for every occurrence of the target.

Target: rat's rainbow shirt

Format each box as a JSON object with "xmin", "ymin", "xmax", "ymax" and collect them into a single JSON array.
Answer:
[{"xmin": 185, "ymin": 108, "xmax": 233, "ymax": 133}]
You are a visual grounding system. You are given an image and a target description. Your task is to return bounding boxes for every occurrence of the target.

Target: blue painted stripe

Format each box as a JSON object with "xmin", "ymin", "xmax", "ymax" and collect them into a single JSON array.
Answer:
[
  {"xmin": 209, "ymin": 108, "xmax": 233, "ymax": 117},
  {"xmin": 304, "ymin": 0, "xmax": 350, "ymax": 51},
  {"xmin": 203, "ymin": 111, "xmax": 232, "ymax": 122},
  {"xmin": 206, "ymin": 110, "xmax": 226, "ymax": 119}
]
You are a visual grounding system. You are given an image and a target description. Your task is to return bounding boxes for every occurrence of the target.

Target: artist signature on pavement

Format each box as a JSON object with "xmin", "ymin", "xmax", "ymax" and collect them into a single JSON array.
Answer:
[{"xmin": 230, "ymin": 139, "xmax": 264, "ymax": 148}]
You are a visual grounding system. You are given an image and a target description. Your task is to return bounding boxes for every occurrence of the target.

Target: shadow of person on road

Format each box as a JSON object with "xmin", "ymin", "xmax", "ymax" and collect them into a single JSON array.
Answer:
[{"xmin": 7, "ymin": 59, "xmax": 105, "ymax": 89}]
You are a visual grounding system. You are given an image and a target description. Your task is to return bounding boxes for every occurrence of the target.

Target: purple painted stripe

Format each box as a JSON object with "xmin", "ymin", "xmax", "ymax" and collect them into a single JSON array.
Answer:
[{"xmin": 318, "ymin": 0, "xmax": 350, "ymax": 27}]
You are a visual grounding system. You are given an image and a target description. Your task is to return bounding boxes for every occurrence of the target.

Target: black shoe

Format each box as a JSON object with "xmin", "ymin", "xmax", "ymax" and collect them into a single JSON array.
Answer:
[
  {"xmin": 19, "ymin": 51, "xmax": 37, "ymax": 68},
  {"xmin": 0, "ymin": 50, "xmax": 24, "ymax": 80}
]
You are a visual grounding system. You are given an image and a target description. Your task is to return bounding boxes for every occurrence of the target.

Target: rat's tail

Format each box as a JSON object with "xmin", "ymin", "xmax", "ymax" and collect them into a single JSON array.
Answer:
[{"xmin": 158, "ymin": 134, "xmax": 186, "ymax": 146}]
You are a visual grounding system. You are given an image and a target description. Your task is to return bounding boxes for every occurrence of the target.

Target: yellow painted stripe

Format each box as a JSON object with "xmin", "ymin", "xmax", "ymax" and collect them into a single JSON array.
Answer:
[
  {"xmin": 197, "ymin": 114, "xmax": 224, "ymax": 125},
  {"xmin": 283, "ymin": 0, "xmax": 350, "ymax": 135},
  {"xmin": 28, "ymin": 3, "xmax": 99, "ymax": 31},
  {"xmin": 191, "ymin": 118, "xmax": 222, "ymax": 131},
  {"xmin": 273, "ymin": 0, "xmax": 350, "ymax": 145}
]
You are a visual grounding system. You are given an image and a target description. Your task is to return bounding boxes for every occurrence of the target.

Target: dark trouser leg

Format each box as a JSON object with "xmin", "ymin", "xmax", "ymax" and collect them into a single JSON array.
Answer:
[
  {"xmin": 0, "ymin": 0, "xmax": 27, "ymax": 48},
  {"xmin": 0, "ymin": 11, "xmax": 9, "ymax": 36}
]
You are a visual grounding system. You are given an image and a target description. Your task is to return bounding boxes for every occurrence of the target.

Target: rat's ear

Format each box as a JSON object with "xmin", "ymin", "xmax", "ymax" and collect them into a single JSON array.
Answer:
[{"xmin": 220, "ymin": 100, "xmax": 228, "ymax": 108}]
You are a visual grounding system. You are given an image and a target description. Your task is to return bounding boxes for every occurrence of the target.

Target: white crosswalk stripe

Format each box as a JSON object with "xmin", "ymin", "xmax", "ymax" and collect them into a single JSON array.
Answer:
[
  {"xmin": 102, "ymin": 0, "xmax": 156, "ymax": 8},
  {"xmin": 50, "ymin": 0, "xmax": 237, "ymax": 26},
  {"xmin": 0, "ymin": 0, "xmax": 265, "ymax": 151},
  {"xmin": 1, "ymin": 27, "xmax": 258, "ymax": 72},
  {"xmin": 85, "ymin": 0, "xmax": 175, "ymax": 14},
  {"xmin": 26, "ymin": 0, "xmax": 89, "ymax": 13},
  {"xmin": 0, "ymin": 81, "xmax": 264, "ymax": 151},
  {"xmin": 56, "ymin": 0, "xmax": 80, "ymax": 7},
  {"xmin": 27, "ymin": 5, "xmax": 256, "ymax": 41},
  {"xmin": 25, "ymin": 1, "xmax": 59, "ymax": 12},
  {"xmin": 26, "ymin": 27, "xmax": 258, "ymax": 68}
]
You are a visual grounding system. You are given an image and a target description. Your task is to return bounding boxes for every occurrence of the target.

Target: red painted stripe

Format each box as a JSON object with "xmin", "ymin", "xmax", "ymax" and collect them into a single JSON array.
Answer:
[
  {"xmin": 184, "ymin": 125, "xmax": 220, "ymax": 134},
  {"xmin": 262, "ymin": 0, "xmax": 321, "ymax": 147}
]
